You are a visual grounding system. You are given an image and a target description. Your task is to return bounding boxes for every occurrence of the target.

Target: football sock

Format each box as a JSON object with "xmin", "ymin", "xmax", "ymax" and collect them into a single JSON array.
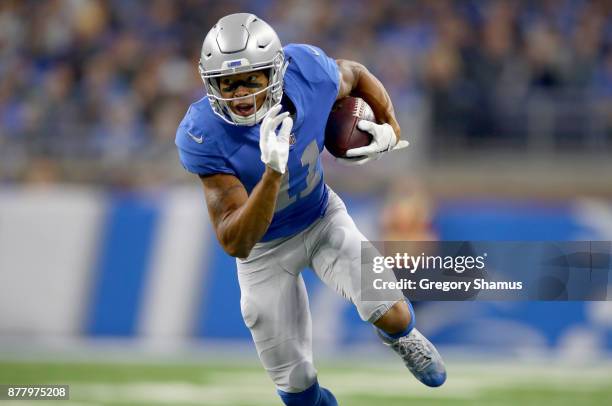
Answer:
[
  {"xmin": 378, "ymin": 300, "xmax": 416, "ymax": 341},
  {"xmin": 277, "ymin": 380, "xmax": 338, "ymax": 406}
]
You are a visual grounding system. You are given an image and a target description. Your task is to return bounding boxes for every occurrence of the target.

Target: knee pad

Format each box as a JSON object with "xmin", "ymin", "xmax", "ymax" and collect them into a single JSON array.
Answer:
[
  {"xmin": 278, "ymin": 380, "xmax": 338, "ymax": 406},
  {"xmin": 239, "ymin": 296, "xmax": 259, "ymax": 329}
]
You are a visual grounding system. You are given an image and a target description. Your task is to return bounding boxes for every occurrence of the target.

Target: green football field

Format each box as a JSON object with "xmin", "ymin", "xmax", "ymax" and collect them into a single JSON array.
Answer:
[{"xmin": 0, "ymin": 359, "xmax": 611, "ymax": 405}]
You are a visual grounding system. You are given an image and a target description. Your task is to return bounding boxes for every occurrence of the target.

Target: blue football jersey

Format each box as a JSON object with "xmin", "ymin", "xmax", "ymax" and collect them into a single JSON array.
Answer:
[{"xmin": 176, "ymin": 44, "xmax": 340, "ymax": 241}]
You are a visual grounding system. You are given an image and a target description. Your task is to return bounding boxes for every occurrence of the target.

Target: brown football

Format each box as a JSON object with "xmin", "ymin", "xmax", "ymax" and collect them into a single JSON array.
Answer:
[{"xmin": 325, "ymin": 96, "xmax": 375, "ymax": 158}]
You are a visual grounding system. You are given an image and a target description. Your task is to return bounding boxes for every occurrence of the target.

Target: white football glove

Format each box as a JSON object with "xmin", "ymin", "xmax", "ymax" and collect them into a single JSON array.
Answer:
[
  {"xmin": 259, "ymin": 104, "xmax": 293, "ymax": 174},
  {"xmin": 336, "ymin": 120, "xmax": 409, "ymax": 166}
]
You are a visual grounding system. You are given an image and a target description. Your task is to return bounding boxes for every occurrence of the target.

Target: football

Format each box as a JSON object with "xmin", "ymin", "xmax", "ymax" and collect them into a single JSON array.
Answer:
[{"xmin": 325, "ymin": 96, "xmax": 375, "ymax": 158}]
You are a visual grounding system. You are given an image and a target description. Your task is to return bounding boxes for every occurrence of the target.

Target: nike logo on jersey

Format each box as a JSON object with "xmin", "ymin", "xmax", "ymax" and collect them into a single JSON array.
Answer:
[{"xmin": 187, "ymin": 131, "xmax": 203, "ymax": 144}]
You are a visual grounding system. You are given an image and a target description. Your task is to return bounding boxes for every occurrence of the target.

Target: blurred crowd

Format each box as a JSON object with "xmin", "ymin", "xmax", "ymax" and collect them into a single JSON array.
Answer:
[{"xmin": 1, "ymin": 0, "xmax": 612, "ymax": 184}]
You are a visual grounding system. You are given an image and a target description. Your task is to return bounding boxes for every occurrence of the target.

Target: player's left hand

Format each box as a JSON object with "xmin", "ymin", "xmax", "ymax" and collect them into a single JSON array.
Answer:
[{"xmin": 337, "ymin": 120, "xmax": 409, "ymax": 166}]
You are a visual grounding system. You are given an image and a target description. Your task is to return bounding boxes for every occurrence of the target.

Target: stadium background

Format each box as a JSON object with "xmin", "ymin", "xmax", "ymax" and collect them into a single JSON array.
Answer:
[{"xmin": 1, "ymin": 0, "xmax": 612, "ymax": 404}]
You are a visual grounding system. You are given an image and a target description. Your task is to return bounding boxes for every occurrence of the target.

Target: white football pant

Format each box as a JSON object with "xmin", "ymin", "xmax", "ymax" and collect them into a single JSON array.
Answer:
[{"xmin": 236, "ymin": 188, "xmax": 403, "ymax": 393}]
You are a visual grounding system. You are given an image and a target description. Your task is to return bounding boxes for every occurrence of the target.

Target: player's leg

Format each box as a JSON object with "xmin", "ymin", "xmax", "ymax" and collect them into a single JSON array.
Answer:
[
  {"xmin": 373, "ymin": 300, "xmax": 414, "ymax": 338},
  {"xmin": 236, "ymin": 237, "xmax": 338, "ymax": 405},
  {"xmin": 307, "ymin": 188, "xmax": 446, "ymax": 387}
]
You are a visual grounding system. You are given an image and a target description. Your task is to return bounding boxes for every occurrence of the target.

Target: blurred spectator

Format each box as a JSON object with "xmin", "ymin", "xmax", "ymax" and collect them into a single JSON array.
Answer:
[{"xmin": 381, "ymin": 181, "xmax": 437, "ymax": 241}]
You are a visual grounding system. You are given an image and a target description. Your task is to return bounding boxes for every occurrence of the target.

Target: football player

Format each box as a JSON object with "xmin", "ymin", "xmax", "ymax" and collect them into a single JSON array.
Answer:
[{"xmin": 176, "ymin": 13, "xmax": 446, "ymax": 406}]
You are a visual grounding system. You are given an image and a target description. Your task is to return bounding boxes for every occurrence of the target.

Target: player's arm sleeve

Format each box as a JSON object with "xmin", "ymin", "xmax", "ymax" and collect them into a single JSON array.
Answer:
[
  {"xmin": 308, "ymin": 45, "xmax": 341, "ymax": 96},
  {"xmin": 288, "ymin": 44, "xmax": 340, "ymax": 100},
  {"xmin": 175, "ymin": 126, "xmax": 236, "ymax": 177}
]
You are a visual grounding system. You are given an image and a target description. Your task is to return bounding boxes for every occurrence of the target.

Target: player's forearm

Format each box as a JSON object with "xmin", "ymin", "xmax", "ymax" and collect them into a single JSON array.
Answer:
[
  {"xmin": 347, "ymin": 62, "xmax": 401, "ymax": 141},
  {"xmin": 218, "ymin": 167, "xmax": 282, "ymax": 257}
]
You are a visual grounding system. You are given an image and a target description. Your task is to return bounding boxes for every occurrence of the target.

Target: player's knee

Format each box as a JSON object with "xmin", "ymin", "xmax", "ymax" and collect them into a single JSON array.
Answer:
[
  {"xmin": 328, "ymin": 226, "xmax": 350, "ymax": 250},
  {"xmin": 239, "ymin": 296, "xmax": 259, "ymax": 329},
  {"xmin": 277, "ymin": 380, "xmax": 338, "ymax": 406}
]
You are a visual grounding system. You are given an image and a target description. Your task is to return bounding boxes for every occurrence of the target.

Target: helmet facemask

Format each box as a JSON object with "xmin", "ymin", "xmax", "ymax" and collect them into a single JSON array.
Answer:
[{"xmin": 199, "ymin": 51, "xmax": 286, "ymax": 126}]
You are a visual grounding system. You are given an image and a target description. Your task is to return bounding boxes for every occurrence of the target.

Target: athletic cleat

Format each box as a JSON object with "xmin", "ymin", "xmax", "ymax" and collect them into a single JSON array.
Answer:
[{"xmin": 378, "ymin": 328, "xmax": 447, "ymax": 387}]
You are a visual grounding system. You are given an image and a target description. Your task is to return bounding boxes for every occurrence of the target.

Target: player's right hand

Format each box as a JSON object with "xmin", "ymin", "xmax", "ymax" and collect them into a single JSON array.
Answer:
[
  {"xmin": 339, "ymin": 120, "xmax": 409, "ymax": 165},
  {"xmin": 259, "ymin": 104, "xmax": 293, "ymax": 174}
]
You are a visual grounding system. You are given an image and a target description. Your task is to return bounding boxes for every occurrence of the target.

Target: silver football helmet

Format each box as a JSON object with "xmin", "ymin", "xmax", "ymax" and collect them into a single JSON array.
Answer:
[{"xmin": 199, "ymin": 13, "xmax": 286, "ymax": 126}]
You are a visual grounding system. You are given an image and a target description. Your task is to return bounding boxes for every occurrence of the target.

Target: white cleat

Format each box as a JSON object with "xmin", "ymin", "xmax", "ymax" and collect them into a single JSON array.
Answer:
[{"xmin": 378, "ymin": 328, "xmax": 447, "ymax": 387}]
